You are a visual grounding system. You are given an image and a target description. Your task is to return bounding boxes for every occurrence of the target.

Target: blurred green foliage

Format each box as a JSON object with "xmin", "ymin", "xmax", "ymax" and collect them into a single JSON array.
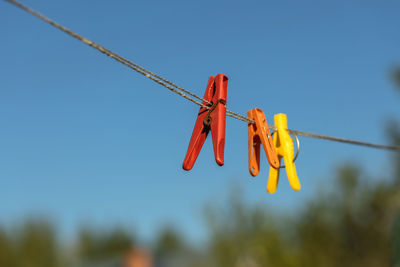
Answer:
[
  {"xmin": 1, "ymin": 148, "xmax": 399, "ymax": 266},
  {"xmin": 392, "ymin": 68, "xmax": 400, "ymax": 90},
  {"xmin": 77, "ymin": 227, "xmax": 133, "ymax": 261},
  {"xmin": 0, "ymin": 220, "xmax": 61, "ymax": 267},
  {"xmin": 155, "ymin": 226, "xmax": 185, "ymax": 257},
  {"xmin": 203, "ymin": 164, "xmax": 399, "ymax": 267}
]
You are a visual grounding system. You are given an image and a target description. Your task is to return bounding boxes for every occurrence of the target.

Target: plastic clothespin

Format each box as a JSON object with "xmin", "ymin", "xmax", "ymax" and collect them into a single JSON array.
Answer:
[
  {"xmin": 248, "ymin": 108, "xmax": 280, "ymax": 177},
  {"xmin": 182, "ymin": 74, "xmax": 228, "ymax": 171},
  {"xmin": 267, "ymin": 113, "xmax": 301, "ymax": 193}
]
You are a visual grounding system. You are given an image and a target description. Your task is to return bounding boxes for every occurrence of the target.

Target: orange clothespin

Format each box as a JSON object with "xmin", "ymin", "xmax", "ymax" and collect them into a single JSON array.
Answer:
[
  {"xmin": 248, "ymin": 108, "xmax": 280, "ymax": 176},
  {"xmin": 267, "ymin": 113, "xmax": 301, "ymax": 193}
]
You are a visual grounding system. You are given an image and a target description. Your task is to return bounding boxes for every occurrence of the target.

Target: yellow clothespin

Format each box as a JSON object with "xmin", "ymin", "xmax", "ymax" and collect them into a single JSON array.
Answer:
[{"xmin": 267, "ymin": 113, "xmax": 301, "ymax": 193}]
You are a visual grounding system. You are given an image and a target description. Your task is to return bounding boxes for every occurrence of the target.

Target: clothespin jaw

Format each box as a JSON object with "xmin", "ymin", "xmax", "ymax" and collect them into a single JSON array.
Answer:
[
  {"xmin": 248, "ymin": 108, "xmax": 280, "ymax": 177},
  {"xmin": 267, "ymin": 113, "xmax": 301, "ymax": 193},
  {"xmin": 182, "ymin": 74, "xmax": 228, "ymax": 171}
]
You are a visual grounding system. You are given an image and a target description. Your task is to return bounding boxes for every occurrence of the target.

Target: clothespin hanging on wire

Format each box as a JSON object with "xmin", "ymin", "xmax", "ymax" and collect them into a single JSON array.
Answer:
[
  {"xmin": 182, "ymin": 74, "xmax": 228, "ymax": 170},
  {"xmin": 267, "ymin": 113, "xmax": 301, "ymax": 193},
  {"xmin": 248, "ymin": 108, "xmax": 280, "ymax": 176}
]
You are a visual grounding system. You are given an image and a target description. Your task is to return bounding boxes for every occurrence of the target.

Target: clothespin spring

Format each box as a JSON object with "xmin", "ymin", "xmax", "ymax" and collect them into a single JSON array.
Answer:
[
  {"xmin": 203, "ymin": 99, "xmax": 227, "ymax": 127},
  {"xmin": 271, "ymin": 131, "xmax": 301, "ymax": 169}
]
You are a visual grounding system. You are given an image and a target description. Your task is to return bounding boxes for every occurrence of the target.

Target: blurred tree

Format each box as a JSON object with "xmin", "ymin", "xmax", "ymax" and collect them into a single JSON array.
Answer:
[
  {"xmin": 392, "ymin": 68, "xmax": 400, "ymax": 90},
  {"xmin": 205, "ymin": 189, "xmax": 295, "ymax": 267},
  {"xmin": 155, "ymin": 226, "xmax": 185, "ymax": 257},
  {"xmin": 77, "ymin": 226, "xmax": 134, "ymax": 262},
  {"xmin": 16, "ymin": 220, "xmax": 60, "ymax": 267},
  {"xmin": 0, "ymin": 220, "xmax": 62, "ymax": 267},
  {"xmin": 389, "ymin": 69, "xmax": 400, "ymax": 267},
  {"xmin": 0, "ymin": 226, "xmax": 15, "ymax": 266},
  {"xmin": 204, "ymin": 157, "xmax": 400, "ymax": 267},
  {"xmin": 389, "ymin": 67, "xmax": 400, "ymax": 184},
  {"xmin": 154, "ymin": 226, "xmax": 189, "ymax": 267}
]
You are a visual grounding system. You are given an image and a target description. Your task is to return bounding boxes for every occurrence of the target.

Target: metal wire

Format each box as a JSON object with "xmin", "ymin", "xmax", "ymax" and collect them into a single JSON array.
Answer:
[
  {"xmin": 5, "ymin": 0, "xmax": 400, "ymax": 152},
  {"xmin": 287, "ymin": 129, "xmax": 400, "ymax": 151}
]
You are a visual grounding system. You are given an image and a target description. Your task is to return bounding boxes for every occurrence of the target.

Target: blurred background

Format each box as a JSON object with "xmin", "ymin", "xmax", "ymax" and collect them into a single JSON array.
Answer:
[{"xmin": 1, "ymin": 0, "xmax": 400, "ymax": 266}]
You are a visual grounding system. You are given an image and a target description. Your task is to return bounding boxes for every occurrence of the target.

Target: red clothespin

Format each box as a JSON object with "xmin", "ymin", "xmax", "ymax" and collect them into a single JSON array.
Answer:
[{"xmin": 182, "ymin": 74, "xmax": 228, "ymax": 170}]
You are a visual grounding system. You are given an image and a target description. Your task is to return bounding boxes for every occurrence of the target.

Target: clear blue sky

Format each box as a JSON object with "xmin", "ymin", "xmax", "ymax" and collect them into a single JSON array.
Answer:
[{"xmin": 1, "ymin": 0, "xmax": 400, "ymax": 243}]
